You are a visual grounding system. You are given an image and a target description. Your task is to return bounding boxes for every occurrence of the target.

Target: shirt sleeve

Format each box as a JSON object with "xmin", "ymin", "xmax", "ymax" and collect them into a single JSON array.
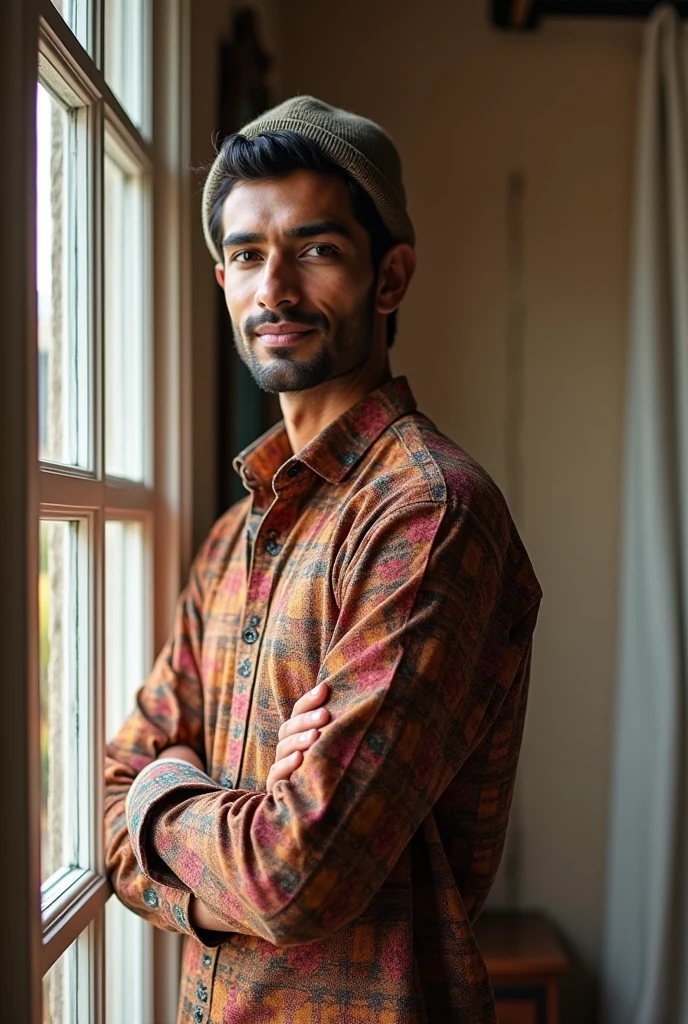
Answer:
[
  {"xmin": 126, "ymin": 491, "xmax": 541, "ymax": 947},
  {"xmin": 104, "ymin": 523, "xmax": 229, "ymax": 945}
]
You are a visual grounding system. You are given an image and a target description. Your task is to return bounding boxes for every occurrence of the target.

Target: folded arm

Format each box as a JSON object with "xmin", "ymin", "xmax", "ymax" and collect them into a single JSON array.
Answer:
[
  {"xmin": 126, "ymin": 493, "xmax": 541, "ymax": 947},
  {"xmin": 104, "ymin": 519, "xmax": 225, "ymax": 941}
]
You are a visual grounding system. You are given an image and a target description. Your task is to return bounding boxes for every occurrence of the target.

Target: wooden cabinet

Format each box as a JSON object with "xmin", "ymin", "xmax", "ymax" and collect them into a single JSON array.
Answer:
[{"xmin": 473, "ymin": 911, "xmax": 568, "ymax": 1024}]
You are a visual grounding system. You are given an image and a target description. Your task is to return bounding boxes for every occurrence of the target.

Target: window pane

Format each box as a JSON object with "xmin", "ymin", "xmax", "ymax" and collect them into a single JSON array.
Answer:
[
  {"xmin": 105, "ymin": 520, "xmax": 151, "ymax": 1023},
  {"xmin": 104, "ymin": 141, "xmax": 148, "ymax": 481},
  {"xmin": 50, "ymin": 0, "xmax": 90, "ymax": 52},
  {"xmin": 40, "ymin": 520, "xmax": 85, "ymax": 887},
  {"xmin": 103, "ymin": 0, "xmax": 148, "ymax": 129},
  {"xmin": 105, "ymin": 520, "xmax": 147, "ymax": 735},
  {"xmin": 105, "ymin": 900, "xmax": 150, "ymax": 1024},
  {"xmin": 36, "ymin": 81, "xmax": 90, "ymax": 469},
  {"xmin": 43, "ymin": 928, "xmax": 91, "ymax": 1024},
  {"xmin": 43, "ymin": 937, "xmax": 77, "ymax": 1024}
]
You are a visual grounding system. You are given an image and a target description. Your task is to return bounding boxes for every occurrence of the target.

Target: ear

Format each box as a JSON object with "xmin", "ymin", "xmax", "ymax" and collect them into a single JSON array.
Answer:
[
  {"xmin": 214, "ymin": 262, "xmax": 225, "ymax": 289},
  {"xmin": 376, "ymin": 243, "xmax": 416, "ymax": 316}
]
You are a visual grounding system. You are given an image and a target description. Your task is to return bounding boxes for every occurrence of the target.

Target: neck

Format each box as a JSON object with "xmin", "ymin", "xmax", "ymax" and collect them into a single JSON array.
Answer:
[{"xmin": 280, "ymin": 354, "xmax": 392, "ymax": 455}]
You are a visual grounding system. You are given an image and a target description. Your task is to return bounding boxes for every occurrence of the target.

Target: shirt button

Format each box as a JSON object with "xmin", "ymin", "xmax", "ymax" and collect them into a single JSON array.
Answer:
[
  {"xmin": 197, "ymin": 982, "xmax": 208, "ymax": 1002},
  {"xmin": 202, "ymin": 954, "xmax": 212, "ymax": 967},
  {"xmin": 242, "ymin": 625, "xmax": 259, "ymax": 644},
  {"xmin": 222, "ymin": 775, "xmax": 233, "ymax": 788},
  {"xmin": 265, "ymin": 539, "xmax": 281, "ymax": 556},
  {"xmin": 287, "ymin": 463, "xmax": 302, "ymax": 478},
  {"xmin": 143, "ymin": 887, "xmax": 159, "ymax": 909},
  {"xmin": 193, "ymin": 1008, "xmax": 204, "ymax": 1023}
]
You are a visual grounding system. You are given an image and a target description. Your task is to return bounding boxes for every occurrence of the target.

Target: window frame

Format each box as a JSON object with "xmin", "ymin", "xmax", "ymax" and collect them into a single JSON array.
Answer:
[{"xmin": 0, "ymin": 0, "xmax": 191, "ymax": 1019}]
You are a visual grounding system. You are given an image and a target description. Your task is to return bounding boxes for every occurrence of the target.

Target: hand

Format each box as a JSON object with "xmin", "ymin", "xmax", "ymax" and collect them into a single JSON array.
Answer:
[
  {"xmin": 189, "ymin": 688, "xmax": 330, "ymax": 935},
  {"xmin": 266, "ymin": 682, "xmax": 330, "ymax": 795},
  {"xmin": 188, "ymin": 688, "xmax": 330, "ymax": 934},
  {"xmin": 156, "ymin": 744, "xmax": 205, "ymax": 772}
]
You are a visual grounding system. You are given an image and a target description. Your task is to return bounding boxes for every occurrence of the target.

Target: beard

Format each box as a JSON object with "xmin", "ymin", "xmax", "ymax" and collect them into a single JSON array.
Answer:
[{"xmin": 231, "ymin": 281, "xmax": 377, "ymax": 394}]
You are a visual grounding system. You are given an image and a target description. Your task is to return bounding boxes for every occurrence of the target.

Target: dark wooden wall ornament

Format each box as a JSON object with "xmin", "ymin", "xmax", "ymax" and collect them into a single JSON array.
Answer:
[
  {"xmin": 492, "ymin": 0, "xmax": 688, "ymax": 30},
  {"xmin": 215, "ymin": 9, "xmax": 281, "ymax": 513}
]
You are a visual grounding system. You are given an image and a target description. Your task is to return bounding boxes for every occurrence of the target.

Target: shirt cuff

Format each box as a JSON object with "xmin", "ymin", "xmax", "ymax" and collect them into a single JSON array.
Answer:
[
  {"xmin": 136, "ymin": 883, "xmax": 227, "ymax": 948},
  {"xmin": 126, "ymin": 758, "xmax": 222, "ymax": 891}
]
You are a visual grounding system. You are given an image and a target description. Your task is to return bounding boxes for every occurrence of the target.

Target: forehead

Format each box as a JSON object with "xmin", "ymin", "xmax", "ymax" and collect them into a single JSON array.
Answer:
[{"xmin": 220, "ymin": 169, "xmax": 360, "ymax": 238}]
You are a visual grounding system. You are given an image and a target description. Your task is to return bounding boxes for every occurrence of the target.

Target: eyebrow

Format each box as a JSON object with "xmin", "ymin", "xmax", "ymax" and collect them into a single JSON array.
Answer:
[{"xmin": 222, "ymin": 221, "xmax": 354, "ymax": 248}]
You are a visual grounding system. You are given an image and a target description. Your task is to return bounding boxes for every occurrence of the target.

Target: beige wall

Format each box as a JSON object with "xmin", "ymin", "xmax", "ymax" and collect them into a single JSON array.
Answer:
[
  {"xmin": 190, "ymin": 4, "xmax": 643, "ymax": 1020},
  {"xmin": 189, "ymin": 0, "xmax": 282, "ymax": 554}
]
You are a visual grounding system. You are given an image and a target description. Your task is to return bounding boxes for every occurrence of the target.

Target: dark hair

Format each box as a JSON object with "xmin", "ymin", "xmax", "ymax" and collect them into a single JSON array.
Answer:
[{"xmin": 207, "ymin": 130, "xmax": 398, "ymax": 347}]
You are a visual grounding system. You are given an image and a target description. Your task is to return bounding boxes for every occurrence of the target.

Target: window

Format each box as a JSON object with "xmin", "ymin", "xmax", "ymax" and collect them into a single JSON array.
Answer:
[{"xmin": 1, "ymin": 0, "xmax": 190, "ymax": 1020}]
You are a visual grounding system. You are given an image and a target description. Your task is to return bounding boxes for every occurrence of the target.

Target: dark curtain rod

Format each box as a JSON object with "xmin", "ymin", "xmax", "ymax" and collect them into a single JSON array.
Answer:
[{"xmin": 492, "ymin": 0, "xmax": 688, "ymax": 30}]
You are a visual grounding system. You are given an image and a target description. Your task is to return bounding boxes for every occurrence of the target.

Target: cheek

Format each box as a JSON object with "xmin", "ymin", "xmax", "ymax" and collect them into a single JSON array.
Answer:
[
  {"xmin": 224, "ymin": 273, "xmax": 256, "ymax": 324},
  {"xmin": 306, "ymin": 266, "xmax": 372, "ymax": 314}
]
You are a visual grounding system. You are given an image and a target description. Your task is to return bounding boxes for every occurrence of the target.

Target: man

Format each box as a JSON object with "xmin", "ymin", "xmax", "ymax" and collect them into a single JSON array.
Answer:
[{"xmin": 105, "ymin": 96, "xmax": 542, "ymax": 1023}]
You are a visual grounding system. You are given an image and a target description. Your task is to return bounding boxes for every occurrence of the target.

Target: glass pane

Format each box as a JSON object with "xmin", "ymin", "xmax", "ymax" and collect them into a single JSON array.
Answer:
[
  {"xmin": 43, "ymin": 928, "xmax": 90, "ymax": 1024},
  {"xmin": 36, "ymin": 81, "xmax": 89, "ymax": 469},
  {"xmin": 50, "ymin": 0, "xmax": 90, "ymax": 52},
  {"xmin": 105, "ymin": 520, "xmax": 147, "ymax": 736},
  {"xmin": 105, "ymin": 520, "xmax": 151, "ymax": 1024},
  {"xmin": 104, "ymin": 142, "xmax": 148, "ymax": 481},
  {"xmin": 103, "ymin": 0, "xmax": 148, "ymax": 129},
  {"xmin": 43, "ymin": 937, "xmax": 77, "ymax": 1024},
  {"xmin": 105, "ymin": 899, "xmax": 150, "ymax": 1024},
  {"xmin": 40, "ymin": 520, "xmax": 83, "ymax": 886}
]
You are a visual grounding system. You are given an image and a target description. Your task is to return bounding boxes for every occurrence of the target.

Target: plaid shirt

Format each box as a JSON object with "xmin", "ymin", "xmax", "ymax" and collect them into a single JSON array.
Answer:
[{"xmin": 105, "ymin": 376, "xmax": 541, "ymax": 1024}]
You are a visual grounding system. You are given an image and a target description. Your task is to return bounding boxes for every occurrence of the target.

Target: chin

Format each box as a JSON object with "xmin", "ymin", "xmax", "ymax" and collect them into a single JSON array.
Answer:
[
  {"xmin": 236, "ymin": 332, "xmax": 332, "ymax": 393},
  {"xmin": 247, "ymin": 353, "xmax": 335, "ymax": 394}
]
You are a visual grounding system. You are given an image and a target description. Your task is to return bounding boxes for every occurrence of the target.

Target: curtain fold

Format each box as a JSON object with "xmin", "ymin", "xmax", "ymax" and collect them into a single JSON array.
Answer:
[{"xmin": 601, "ymin": 6, "xmax": 688, "ymax": 1023}]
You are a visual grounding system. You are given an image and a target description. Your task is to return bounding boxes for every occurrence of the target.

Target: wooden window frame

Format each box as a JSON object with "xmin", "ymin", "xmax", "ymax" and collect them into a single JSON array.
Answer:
[{"xmin": 0, "ymin": 0, "xmax": 191, "ymax": 1018}]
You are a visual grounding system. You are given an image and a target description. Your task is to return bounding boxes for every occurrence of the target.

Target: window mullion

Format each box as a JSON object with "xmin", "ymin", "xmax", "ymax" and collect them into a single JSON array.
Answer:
[
  {"xmin": 93, "ymin": 0, "xmax": 105, "ymax": 73},
  {"xmin": 93, "ymin": 88, "xmax": 104, "ymax": 485},
  {"xmin": 39, "ymin": 468, "xmax": 105, "ymax": 508}
]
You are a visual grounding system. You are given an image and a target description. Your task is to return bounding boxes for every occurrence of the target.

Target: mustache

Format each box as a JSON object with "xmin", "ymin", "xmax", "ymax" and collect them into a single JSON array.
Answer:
[{"xmin": 243, "ymin": 309, "xmax": 330, "ymax": 335}]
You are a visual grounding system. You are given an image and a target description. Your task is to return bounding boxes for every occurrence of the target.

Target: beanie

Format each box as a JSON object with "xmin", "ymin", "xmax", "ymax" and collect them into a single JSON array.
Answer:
[{"xmin": 201, "ymin": 95, "xmax": 415, "ymax": 262}]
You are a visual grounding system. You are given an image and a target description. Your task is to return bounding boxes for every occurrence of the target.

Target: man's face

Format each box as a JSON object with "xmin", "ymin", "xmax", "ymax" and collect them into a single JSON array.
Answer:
[{"xmin": 215, "ymin": 169, "xmax": 380, "ymax": 393}]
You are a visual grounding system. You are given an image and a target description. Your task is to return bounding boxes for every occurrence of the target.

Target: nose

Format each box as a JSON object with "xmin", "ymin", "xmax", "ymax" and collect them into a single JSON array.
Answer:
[{"xmin": 254, "ymin": 252, "xmax": 301, "ymax": 311}]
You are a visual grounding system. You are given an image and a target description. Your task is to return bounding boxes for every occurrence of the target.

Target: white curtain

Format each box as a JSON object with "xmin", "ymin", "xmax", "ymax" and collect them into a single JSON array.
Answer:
[{"xmin": 601, "ymin": 6, "xmax": 688, "ymax": 1023}]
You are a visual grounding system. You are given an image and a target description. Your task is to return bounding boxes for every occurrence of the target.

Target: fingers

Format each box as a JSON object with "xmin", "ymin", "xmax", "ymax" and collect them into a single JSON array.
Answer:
[
  {"xmin": 278, "ymin": 706, "xmax": 330, "ymax": 743},
  {"xmin": 267, "ymin": 683, "xmax": 330, "ymax": 796},
  {"xmin": 274, "ymin": 726, "xmax": 320, "ymax": 765},
  {"xmin": 289, "ymin": 682, "xmax": 329, "ymax": 720},
  {"xmin": 267, "ymin": 750, "xmax": 303, "ymax": 795},
  {"xmin": 278, "ymin": 681, "xmax": 330, "ymax": 743}
]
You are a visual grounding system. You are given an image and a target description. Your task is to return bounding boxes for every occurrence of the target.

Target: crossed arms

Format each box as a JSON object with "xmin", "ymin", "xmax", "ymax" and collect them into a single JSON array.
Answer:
[{"xmin": 105, "ymin": 493, "xmax": 540, "ymax": 947}]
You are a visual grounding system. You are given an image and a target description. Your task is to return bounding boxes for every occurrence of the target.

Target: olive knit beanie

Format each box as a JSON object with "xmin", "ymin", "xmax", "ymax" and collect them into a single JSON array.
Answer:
[{"xmin": 201, "ymin": 95, "xmax": 415, "ymax": 263}]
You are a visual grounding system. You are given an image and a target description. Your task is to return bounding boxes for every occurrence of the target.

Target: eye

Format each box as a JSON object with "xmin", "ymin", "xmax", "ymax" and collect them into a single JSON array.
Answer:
[
  {"xmin": 304, "ymin": 244, "xmax": 337, "ymax": 258},
  {"xmin": 231, "ymin": 250, "xmax": 262, "ymax": 263}
]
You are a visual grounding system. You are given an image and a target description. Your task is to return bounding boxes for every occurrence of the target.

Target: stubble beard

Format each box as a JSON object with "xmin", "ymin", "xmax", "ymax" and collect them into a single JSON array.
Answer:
[{"xmin": 232, "ymin": 282, "xmax": 377, "ymax": 394}]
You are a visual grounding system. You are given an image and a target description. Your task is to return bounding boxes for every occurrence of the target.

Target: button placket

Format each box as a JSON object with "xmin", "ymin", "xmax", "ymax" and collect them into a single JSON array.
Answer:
[
  {"xmin": 242, "ymin": 624, "xmax": 259, "ymax": 644},
  {"xmin": 224, "ymin": 496, "xmax": 297, "ymax": 789}
]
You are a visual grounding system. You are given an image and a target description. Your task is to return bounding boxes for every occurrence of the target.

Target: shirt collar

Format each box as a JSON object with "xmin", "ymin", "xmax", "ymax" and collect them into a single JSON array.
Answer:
[{"xmin": 233, "ymin": 376, "xmax": 417, "ymax": 489}]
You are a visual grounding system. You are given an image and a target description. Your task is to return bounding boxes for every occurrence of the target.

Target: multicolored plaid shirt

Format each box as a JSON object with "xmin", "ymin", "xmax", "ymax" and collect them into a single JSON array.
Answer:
[{"xmin": 105, "ymin": 376, "xmax": 541, "ymax": 1023}]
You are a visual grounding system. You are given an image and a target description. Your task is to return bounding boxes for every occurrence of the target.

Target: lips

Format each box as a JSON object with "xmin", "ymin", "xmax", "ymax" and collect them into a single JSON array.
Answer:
[{"xmin": 254, "ymin": 325, "xmax": 315, "ymax": 347}]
